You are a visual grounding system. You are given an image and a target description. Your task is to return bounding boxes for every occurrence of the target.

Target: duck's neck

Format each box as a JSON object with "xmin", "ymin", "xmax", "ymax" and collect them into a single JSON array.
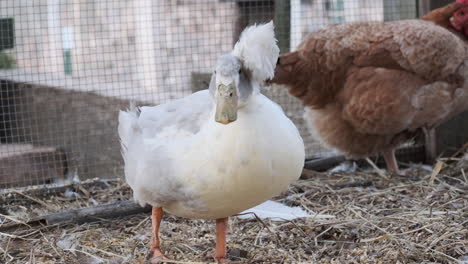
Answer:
[{"xmin": 237, "ymin": 81, "xmax": 261, "ymax": 109}]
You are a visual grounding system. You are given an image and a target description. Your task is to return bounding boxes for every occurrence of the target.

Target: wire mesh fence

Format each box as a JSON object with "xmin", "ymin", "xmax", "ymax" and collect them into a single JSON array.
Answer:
[{"xmin": 0, "ymin": 0, "xmax": 463, "ymax": 189}]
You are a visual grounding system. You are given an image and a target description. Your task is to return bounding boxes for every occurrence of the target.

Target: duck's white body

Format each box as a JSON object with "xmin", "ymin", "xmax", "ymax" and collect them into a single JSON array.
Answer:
[
  {"xmin": 119, "ymin": 22, "xmax": 305, "ymax": 225},
  {"xmin": 119, "ymin": 89, "xmax": 304, "ymax": 220}
]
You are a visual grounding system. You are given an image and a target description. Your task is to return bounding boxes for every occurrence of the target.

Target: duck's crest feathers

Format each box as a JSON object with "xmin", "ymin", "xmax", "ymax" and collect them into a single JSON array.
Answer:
[{"xmin": 232, "ymin": 21, "xmax": 279, "ymax": 82}]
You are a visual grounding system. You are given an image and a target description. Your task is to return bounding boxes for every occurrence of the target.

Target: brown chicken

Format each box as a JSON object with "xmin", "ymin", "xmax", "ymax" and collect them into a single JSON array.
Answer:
[{"xmin": 272, "ymin": 3, "xmax": 468, "ymax": 175}]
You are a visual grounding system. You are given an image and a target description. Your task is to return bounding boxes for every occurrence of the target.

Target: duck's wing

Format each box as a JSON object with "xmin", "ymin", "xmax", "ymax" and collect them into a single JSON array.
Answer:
[
  {"xmin": 139, "ymin": 90, "xmax": 213, "ymax": 138},
  {"xmin": 118, "ymin": 90, "xmax": 213, "ymax": 207},
  {"xmin": 119, "ymin": 90, "xmax": 213, "ymax": 147}
]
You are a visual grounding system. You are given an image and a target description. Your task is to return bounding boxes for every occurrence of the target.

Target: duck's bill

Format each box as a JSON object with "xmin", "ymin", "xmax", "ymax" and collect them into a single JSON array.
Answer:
[{"xmin": 215, "ymin": 83, "xmax": 238, "ymax": 125}]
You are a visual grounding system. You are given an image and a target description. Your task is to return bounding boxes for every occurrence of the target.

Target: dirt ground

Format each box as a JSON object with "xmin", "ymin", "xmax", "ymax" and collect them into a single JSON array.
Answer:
[{"xmin": 1, "ymin": 155, "xmax": 467, "ymax": 264}]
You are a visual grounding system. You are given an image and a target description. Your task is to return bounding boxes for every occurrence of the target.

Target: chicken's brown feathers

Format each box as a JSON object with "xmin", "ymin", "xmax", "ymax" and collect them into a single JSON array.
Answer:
[{"xmin": 273, "ymin": 10, "xmax": 468, "ymax": 159}]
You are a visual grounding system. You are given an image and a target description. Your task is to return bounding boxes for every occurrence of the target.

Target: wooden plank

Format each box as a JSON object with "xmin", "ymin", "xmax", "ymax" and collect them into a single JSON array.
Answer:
[
  {"xmin": 304, "ymin": 155, "xmax": 346, "ymax": 172},
  {"xmin": 0, "ymin": 178, "xmax": 117, "ymax": 197},
  {"xmin": 303, "ymin": 145, "xmax": 426, "ymax": 174},
  {"xmin": 0, "ymin": 200, "xmax": 151, "ymax": 231},
  {"xmin": 42, "ymin": 200, "xmax": 151, "ymax": 225}
]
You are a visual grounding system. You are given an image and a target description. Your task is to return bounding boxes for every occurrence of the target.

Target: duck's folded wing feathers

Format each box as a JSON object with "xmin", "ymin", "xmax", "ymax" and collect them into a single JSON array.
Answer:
[
  {"xmin": 118, "ymin": 90, "xmax": 213, "ymax": 207},
  {"xmin": 138, "ymin": 90, "xmax": 213, "ymax": 138}
]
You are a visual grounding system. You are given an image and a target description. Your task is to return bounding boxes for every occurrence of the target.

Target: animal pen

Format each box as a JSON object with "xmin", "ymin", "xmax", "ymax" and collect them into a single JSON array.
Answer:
[{"xmin": 0, "ymin": 0, "xmax": 467, "ymax": 263}]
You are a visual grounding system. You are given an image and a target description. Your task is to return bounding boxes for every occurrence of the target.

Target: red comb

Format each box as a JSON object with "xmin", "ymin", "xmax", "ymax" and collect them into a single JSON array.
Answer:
[{"xmin": 457, "ymin": 0, "xmax": 468, "ymax": 4}]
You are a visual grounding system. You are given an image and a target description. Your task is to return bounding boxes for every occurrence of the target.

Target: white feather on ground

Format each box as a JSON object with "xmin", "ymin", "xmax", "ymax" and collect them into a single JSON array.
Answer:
[
  {"xmin": 237, "ymin": 200, "xmax": 335, "ymax": 221},
  {"xmin": 329, "ymin": 161, "xmax": 358, "ymax": 173}
]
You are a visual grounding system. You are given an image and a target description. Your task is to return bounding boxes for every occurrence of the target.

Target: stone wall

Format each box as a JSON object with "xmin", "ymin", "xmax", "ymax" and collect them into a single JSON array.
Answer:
[{"xmin": 1, "ymin": 80, "xmax": 137, "ymax": 181}]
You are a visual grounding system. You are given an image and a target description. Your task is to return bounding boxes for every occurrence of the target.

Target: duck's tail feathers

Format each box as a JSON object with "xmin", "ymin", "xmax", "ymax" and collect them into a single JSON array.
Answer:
[{"xmin": 118, "ymin": 103, "xmax": 141, "ymax": 156}]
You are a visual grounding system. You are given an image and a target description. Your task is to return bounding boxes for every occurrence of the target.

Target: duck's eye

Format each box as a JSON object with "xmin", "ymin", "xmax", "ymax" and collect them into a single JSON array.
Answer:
[
  {"xmin": 238, "ymin": 69, "xmax": 241, "ymax": 74},
  {"xmin": 229, "ymin": 92, "xmax": 233, "ymax": 97},
  {"xmin": 214, "ymin": 70, "xmax": 216, "ymax": 74}
]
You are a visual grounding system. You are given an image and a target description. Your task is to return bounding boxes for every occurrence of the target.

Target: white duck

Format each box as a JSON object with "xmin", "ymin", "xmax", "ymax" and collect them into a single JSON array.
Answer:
[{"xmin": 118, "ymin": 22, "xmax": 305, "ymax": 263}]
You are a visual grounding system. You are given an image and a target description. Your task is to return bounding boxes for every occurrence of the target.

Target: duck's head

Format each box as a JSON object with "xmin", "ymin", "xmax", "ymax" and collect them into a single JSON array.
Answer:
[
  {"xmin": 211, "ymin": 21, "xmax": 279, "ymax": 125},
  {"xmin": 210, "ymin": 54, "xmax": 252, "ymax": 125}
]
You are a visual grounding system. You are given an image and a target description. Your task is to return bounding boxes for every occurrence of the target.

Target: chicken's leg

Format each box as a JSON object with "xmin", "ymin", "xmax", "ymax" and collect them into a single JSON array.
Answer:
[
  {"xmin": 382, "ymin": 148, "xmax": 401, "ymax": 175},
  {"xmin": 423, "ymin": 127, "xmax": 437, "ymax": 164},
  {"xmin": 150, "ymin": 207, "xmax": 169, "ymax": 263},
  {"xmin": 215, "ymin": 217, "xmax": 229, "ymax": 263}
]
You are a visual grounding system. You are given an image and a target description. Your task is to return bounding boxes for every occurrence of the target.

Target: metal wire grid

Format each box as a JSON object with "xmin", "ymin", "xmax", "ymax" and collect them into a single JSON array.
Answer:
[{"xmin": 0, "ymin": 0, "xmax": 421, "ymax": 189}]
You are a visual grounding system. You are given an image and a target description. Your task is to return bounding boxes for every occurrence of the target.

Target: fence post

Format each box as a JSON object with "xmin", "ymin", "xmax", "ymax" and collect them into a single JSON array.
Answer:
[
  {"xmin": 274, "ymin": 0, "xmax": 290, "ymax": 53},
  {"xmin": 290, "ymin": 0, "xmax": 301, "ymax": 51},
  {"xmin": 46, "ymin": 0, "xmax": 64, "ymax": 74},
  {"xmin": 331, "ymin": 0, "xmax": 345, "ymax": 24},
  {"xmin": 417, "ymin": 0, "xmax": 430, "ymax": 17},
  {"xmin": 384, "ymin": 0, "xmax": 417, "ymax": 21},
  {"xmin": 134, "ymin": 0, "xmax": 157, "ymax": 92}
]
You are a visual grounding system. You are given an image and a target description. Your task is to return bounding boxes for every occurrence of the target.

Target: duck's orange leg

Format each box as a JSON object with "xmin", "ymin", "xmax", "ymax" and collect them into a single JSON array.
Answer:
[
  {"xmin": 150, "ymin": 207, "xmax": 170, "ymax": 263},
  {"xmin": 215, "ymin": 217, "xmax": 229, "ymax": 263}
]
